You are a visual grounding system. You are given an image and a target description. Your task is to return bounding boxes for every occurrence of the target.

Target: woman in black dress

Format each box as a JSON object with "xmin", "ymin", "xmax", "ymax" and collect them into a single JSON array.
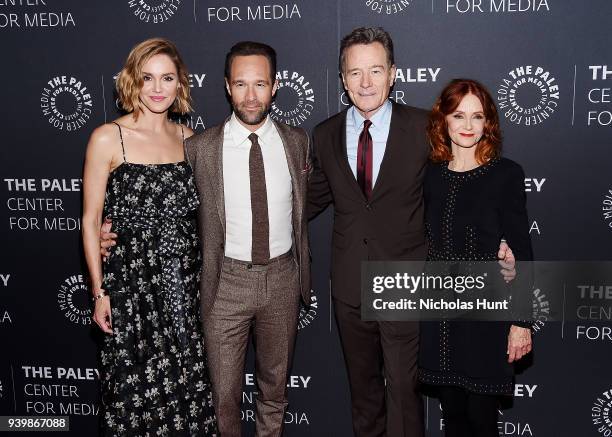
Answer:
[
  {"xmin": 82, "ymin": 38, "xmax": 217, "ymax": 436},
  {"xmin": 418, "ymin": 79, "xmax": 532, "ymax": 437}
]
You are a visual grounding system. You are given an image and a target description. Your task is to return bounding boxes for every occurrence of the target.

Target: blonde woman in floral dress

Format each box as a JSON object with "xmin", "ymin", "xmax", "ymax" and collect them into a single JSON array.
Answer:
[{"xmin": 82, "ymin": 38, "xmax": 217, "ymax": 436}]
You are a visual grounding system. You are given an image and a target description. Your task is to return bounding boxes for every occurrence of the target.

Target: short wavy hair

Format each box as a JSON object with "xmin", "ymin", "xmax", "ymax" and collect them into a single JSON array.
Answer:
[
  {"xmin": 116, "ymin": 38, "xmax": 192, "ymax": 119},
  {"xmin": 428, "ymin": 79, "xmax": 501, "ymax": 164}
]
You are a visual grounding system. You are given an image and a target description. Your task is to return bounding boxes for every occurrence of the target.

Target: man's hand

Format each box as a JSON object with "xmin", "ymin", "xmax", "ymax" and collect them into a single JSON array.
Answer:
[
  {"xmin": 93, "ymin": 294, "xmax": 113, "ymax": 334},
  {"xmin": 497, "ymin": 240, "xmax": 516, "ymax": 283},
  {"xmin": 100, "ymin": 218, "xmax": 117, "ymax": 260},
  {"xmin": 507, "ymin": 325, "xmax": 532, "ymax": 363}
]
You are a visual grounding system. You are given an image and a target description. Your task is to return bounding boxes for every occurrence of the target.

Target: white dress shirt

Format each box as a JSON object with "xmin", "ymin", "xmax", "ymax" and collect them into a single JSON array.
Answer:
[
  {"xmin": 223, "ymin": 113, "xmax": 293, "ymax": 261},
  {"xmin": 346, "ymin": 99, "xmax": 393, "ymax": 186}
]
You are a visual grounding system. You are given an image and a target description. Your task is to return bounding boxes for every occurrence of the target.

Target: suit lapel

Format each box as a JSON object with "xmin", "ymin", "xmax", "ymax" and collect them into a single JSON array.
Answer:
[
  {"xmin": 371, "ymin": 102, "xmax": 410, "ymax": 200},
  {"xmin": 333, "ymin": 110, "xmax": 366, "ymax": 201},
  {"xmin": 203, "ymin": 121, "xmax": 227, "ymax": 234},
  {"xmin": 274, "ymin": 120, "xmax": 303, "ymax": 225}
]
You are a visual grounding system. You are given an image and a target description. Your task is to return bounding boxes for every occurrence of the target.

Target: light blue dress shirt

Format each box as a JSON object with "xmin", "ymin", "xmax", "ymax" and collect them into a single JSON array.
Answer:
[{"xmin": 346, "ymin": 99, "xmax": 392, "ymax": 186}]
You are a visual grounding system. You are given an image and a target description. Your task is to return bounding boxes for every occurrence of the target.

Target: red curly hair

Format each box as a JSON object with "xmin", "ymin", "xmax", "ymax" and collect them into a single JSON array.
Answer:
[{"xmin": 428, "ymin": 79, "xmax": 502, "ymax": 164}]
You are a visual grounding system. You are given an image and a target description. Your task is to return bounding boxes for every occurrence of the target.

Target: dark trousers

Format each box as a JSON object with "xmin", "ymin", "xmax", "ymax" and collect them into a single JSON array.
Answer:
[
  {"xmin": 334, "ymin": 298, "xmax": 424, "ymax": 437},
  {"xmin": 439, "ymin": 386, "xmax": 500, "ymax": 437},
  {"xmin": 203, "ymin": 252, "xmax": 301, "ymax": 437}
]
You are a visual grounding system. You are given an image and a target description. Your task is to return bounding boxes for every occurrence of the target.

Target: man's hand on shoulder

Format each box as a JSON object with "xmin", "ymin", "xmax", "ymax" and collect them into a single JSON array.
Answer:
[{"xmin": 100, "ymin": 218, "xmax": 117, "ymax": 260}]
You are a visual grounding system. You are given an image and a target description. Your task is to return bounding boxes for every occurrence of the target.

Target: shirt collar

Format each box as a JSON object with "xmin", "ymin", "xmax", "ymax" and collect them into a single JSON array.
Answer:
[
  {"xmin": 229, "ymin": 112, "xmax": 275, "ymax": 147},
  {"xmin": 348, "ymin": 99, "xmax": 392, "ymax": 132}
]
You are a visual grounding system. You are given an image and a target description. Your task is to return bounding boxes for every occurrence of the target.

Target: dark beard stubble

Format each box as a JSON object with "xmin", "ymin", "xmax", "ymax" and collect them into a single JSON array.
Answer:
[{"xmin": 233, "ymin": 100, "xmax": 271, "ymax": 126}]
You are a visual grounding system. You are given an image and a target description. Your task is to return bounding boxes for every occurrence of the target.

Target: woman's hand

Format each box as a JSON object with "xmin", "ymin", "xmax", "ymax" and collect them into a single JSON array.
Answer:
[
  {"xmin": 507, "ymin": 325, "xmax": 531, "ymax": 363},
  {"xmin": 497, "ymin": 240, "xmax": 516, "ymax": 283},
  {"xmin": 93, "ymin": 294, "xmax": 113, "ymax": 334}
]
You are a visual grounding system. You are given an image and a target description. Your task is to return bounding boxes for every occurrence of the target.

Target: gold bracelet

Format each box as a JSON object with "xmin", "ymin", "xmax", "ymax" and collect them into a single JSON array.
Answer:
[{"xmin": 92, "ymin": 290, "xmax": 108, "ymax": 301}]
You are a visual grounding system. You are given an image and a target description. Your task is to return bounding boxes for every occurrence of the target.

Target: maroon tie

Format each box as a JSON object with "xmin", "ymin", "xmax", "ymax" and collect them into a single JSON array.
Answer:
[{"xmin": 357, "ymin": 119, "xmax": 373, "ymax": 199}]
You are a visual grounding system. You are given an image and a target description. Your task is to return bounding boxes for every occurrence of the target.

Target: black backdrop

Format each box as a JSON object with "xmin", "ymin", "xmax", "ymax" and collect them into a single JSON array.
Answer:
[{"xmin": 1, "ymin": 1, "xmax": 612, "ymax": 436}]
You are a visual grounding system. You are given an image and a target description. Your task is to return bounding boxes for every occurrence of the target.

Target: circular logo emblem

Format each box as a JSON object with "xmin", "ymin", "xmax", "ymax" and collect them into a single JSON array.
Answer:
[
  {"xmin": 270, "ymin": 70, "xmax": 315, "ymax": 127},
  {"xmin": 297, "ymin": 290, "xmax": 317, "ymax": 330},
  {"xmin": 40, "ymin": 76, "xmax": 93, "ymax": 131},
  {"xmin": 592, "ymin": 389, "xmax": 612, "ymax": 436},
  {"xmin": 127, "ymin": 0, "xmax": 181, "ymax": 24},
  {"xmin": 531, "ymin": 287, "xmax": 550, "ymax": 334},
  {"xmin": 603, "ymin": 189, "xmax": 612, "ymax": 230},
  {"xmin": 363, "ymin": 0, "xmax": 412, "ymax": 14},
  {"xmin": 497, "ymin": 65, "xmax": 560, "ymax": 127},
  {"xmin": 57, "ymin": 275, "xmax": 92, "ymax": 325}
]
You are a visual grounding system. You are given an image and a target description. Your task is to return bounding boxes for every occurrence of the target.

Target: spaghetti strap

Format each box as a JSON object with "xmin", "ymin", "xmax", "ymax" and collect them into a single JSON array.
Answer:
[
  {"xmin": 112, "ymin": 122, "xmax": 126, "ymax": 163},
  {"xmin": 180, "ymin": 124, "xmax": 191, "ymax": 166}
]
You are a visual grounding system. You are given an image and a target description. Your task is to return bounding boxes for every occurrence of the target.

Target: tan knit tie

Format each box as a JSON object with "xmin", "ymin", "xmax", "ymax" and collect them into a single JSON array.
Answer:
[{"xmin": 248, "ymin": 133, "xmax": 270, "ymax": 264}]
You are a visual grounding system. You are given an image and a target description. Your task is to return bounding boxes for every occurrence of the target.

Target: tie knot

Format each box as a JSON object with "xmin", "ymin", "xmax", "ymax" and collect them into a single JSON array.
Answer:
[
  {"xmin": 248, "ymin": 132, "xmax": 259, "ymax": 145},
  {"xmin": 363, "ymin": 119, "xmax": 373, "ymax": 130}
]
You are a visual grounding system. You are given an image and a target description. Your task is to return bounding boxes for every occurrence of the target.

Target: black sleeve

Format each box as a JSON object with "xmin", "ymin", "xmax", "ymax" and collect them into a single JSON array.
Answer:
[
  {"xmin": 307, "ymin": 127, "xmax": 333, "ymax": 220},
  {"xmin": 501, "ymin": 162, "xmax": 534, "ymax": 328},
  {"xmin": 501, "ymin": 163, "xmax": 533, "ymax": 262}
]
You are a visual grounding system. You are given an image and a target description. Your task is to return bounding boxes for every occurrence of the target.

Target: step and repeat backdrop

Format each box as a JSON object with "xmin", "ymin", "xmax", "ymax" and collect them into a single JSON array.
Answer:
[{"xmin": 1, "ymin": 1, "xmax": 611, "ymax": 436}]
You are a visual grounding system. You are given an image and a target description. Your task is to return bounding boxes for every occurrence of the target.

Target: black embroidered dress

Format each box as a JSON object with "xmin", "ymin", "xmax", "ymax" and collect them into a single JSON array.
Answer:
[
  {"xmin": 418, "ymin": 157, "xmax": 533, "ymax": 395},
  {"xmin": 99, "ymin": 124, "xmax": 217, "ymax": 436}
]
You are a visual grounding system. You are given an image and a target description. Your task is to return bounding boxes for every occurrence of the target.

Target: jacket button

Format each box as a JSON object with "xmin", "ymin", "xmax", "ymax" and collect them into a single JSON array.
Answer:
[
  {"xmin": 363, "ymin": 238, "xmax": 368, "ymax": 245},
  {"xmin": 365, "ymin": 203, "xmax": 372, "ymax": 211},
  {"xmin": 247, "ymin": 264, "xmax": 253, "ymax": 269}
]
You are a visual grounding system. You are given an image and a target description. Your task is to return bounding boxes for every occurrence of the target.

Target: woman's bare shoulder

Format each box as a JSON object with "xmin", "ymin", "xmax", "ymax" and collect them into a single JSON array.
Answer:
[
  {"xmin": 86, "ymin": 123, "xmax": 123, "ymax": 164},
  {"xmin": 177, "ymin": 122, "xmax": 195, "ymax": 139}
]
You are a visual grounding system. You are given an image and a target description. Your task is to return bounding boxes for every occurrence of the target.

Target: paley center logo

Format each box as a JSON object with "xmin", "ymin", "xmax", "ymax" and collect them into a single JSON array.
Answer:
[
  {"xmin": 270, "ymin": 70, "xmax": 315, "ymax": 127},
  {"xmin": 57, "ymin": 274, "xmax": 91, "ymax": 325},
  {"xmin": 531, "ymin": 287, "xmax": 550, "ymax": 334},
  {"xmin": 0, "ymin": 273, "xmax": 12, "ymax": 326},
  {"xmin": 40, "ymin": 76, "xmax": 93, "ymax": 131},
  {"xmin": 363, "ymin": 0, "xmax": 412, "ymax": 15},
  {"xmin": 0, "ymin": 0, "xmax": 76, "ymax": 29},
  {"xmin": 592, "ymin": 388, "xmax": 612, "ymax": 436},
  {"xmin": 603, "ymin": 188, "xmax": 612, "ymax": 230},
  {"xmin": 297, "ymin": 289, "xmax": 317, "ymax": 330},
  {"xmin": 127, "ymin": 0, "xmax": 181, "ymax": 24},
  {"xmin": 497, "ymin": 65, "xmax": 560, "ymax": 127}
]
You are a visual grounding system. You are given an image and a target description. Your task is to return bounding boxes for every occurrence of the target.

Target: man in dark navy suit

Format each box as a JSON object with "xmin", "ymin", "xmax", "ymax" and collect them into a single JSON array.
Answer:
[{"xmin": 308, "ymin": 27, "xmax": 514, "ymax": 437}]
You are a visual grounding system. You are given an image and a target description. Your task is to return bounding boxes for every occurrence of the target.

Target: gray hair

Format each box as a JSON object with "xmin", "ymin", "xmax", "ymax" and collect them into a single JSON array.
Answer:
[{"xmin": 339, "ymin": 27, "xmax": 395, "ymax": 73}]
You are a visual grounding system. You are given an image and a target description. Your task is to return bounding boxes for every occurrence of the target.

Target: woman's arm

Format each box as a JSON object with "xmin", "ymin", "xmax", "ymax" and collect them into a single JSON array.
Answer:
[
  {"xmin": 500, "ymin": 161, "xmax": 534, "ymax": 362},
  {"xmin": 82, "ymin": 125, "xmax": 117, "ymax": 333},
  {"xmin": 500, "ymin": 162, "xmax": 533, "ymax": 261}
]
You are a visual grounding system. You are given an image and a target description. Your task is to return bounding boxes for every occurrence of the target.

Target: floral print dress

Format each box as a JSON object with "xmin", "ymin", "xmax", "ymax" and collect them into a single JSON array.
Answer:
[{"xmin": 99, "ymin": 123, "xmax": 217, "ymax": 436}]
